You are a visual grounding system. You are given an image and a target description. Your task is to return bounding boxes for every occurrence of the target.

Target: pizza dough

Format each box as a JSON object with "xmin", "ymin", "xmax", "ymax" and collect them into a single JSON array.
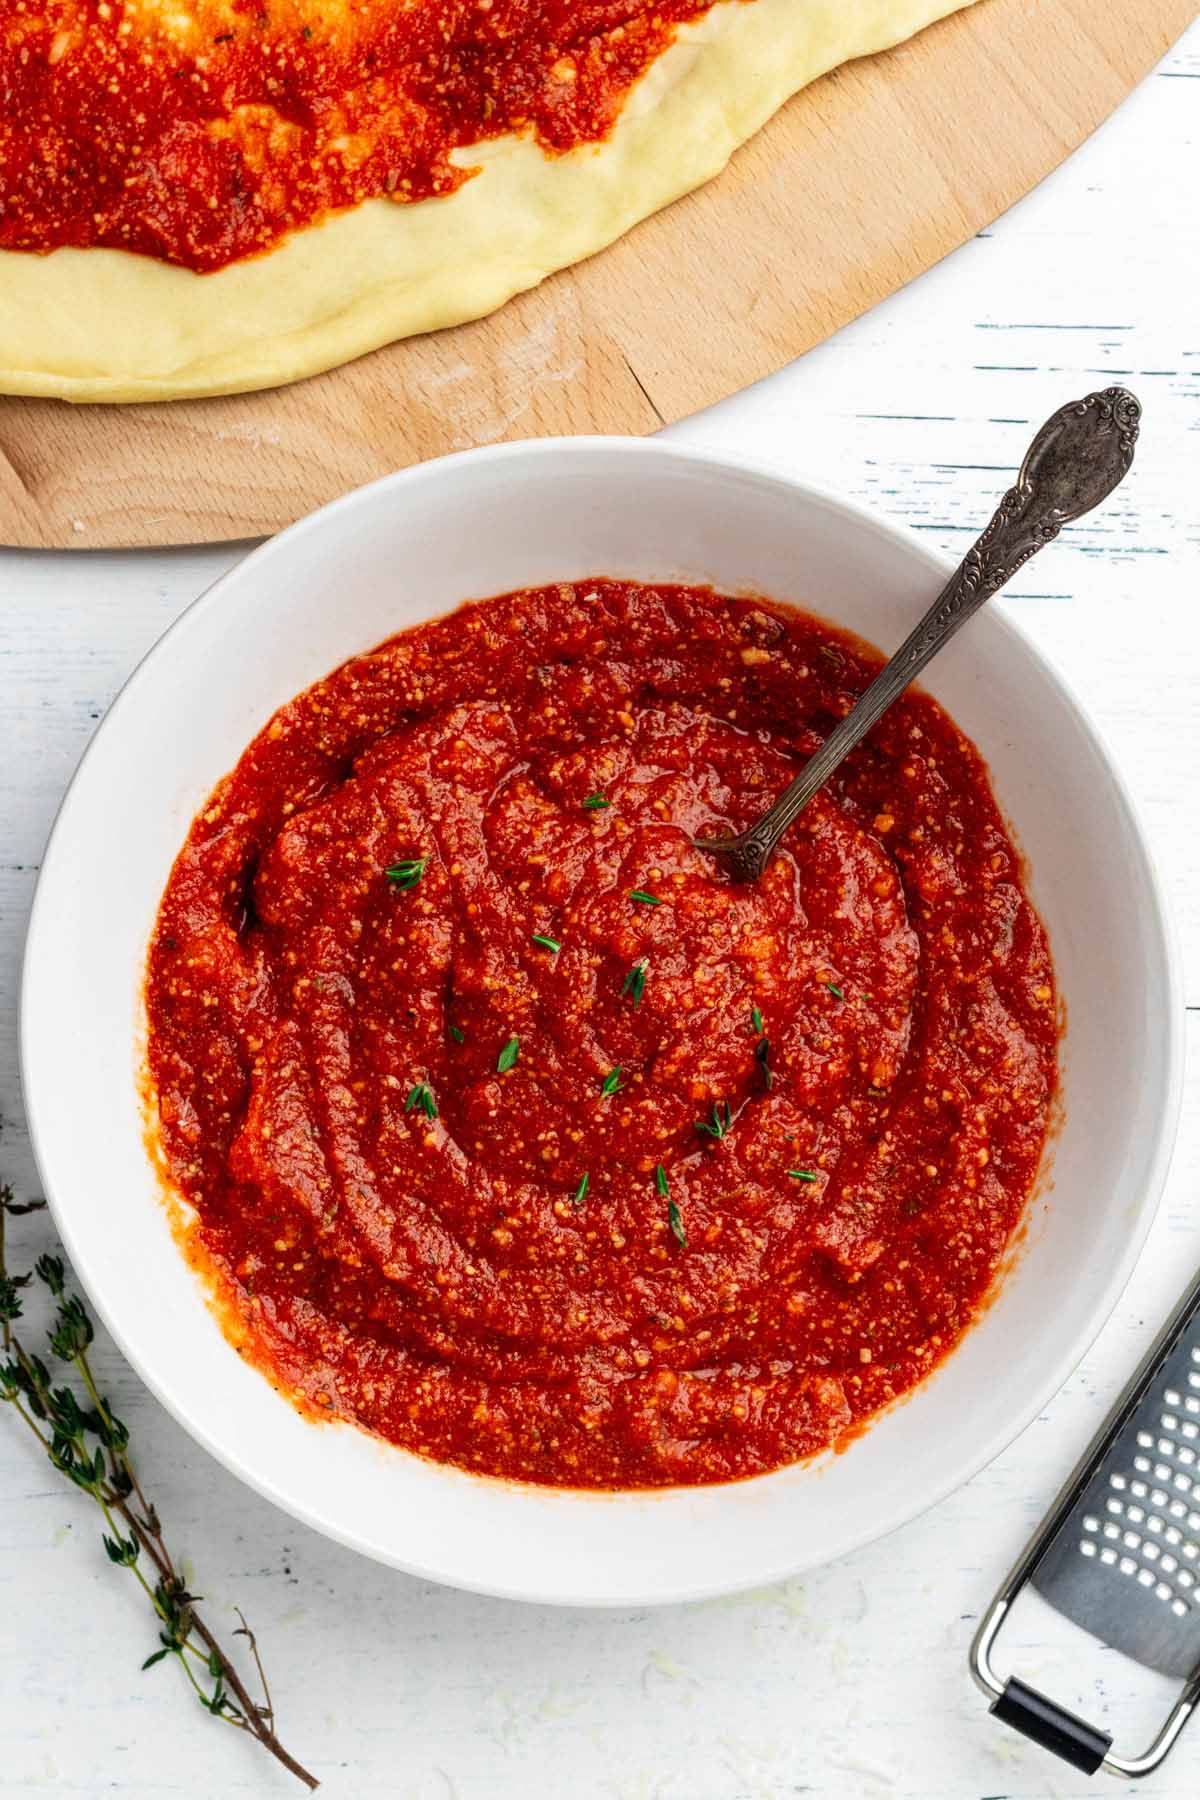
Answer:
[{"xmin": 0, "ymin": 0, "xmax": 977, "ymax": 402}]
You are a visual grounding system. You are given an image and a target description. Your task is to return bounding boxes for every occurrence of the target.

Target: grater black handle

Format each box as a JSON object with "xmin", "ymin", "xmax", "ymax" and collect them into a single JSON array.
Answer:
[
  {"xmin": 971, "ymin": 1253, "xmax": 1200, "ymax": 1779},
  {"xmin": 990, "ymin": 1676, "xmax": 1113, "ymax": 1775}
]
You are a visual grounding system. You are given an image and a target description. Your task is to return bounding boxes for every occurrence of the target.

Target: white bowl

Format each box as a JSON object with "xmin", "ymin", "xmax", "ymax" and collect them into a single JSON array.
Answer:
[{"xmin": 21, "ymin": 438, "xmax": 1183, "ymax": 1606}]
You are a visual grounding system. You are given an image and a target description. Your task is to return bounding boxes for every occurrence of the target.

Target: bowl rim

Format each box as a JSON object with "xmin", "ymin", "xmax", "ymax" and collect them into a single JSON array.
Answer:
[{"xmin": 19, "ymin": 434, "xmax": 1186, "ymax": 1606}]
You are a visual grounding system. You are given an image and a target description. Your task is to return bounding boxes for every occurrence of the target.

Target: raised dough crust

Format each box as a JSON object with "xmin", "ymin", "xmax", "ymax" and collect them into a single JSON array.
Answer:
[{"xmin": 0, "ymin": 0, "xmax": 976, "ymax": 402}]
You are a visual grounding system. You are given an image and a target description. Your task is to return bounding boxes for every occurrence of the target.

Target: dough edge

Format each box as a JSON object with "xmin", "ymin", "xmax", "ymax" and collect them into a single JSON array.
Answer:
[{"xmin": 0, "ymin": 0, "xmax": 977, "ymax": 402}]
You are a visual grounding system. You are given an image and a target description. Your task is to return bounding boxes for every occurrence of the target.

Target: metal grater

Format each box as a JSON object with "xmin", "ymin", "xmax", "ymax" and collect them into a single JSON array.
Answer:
[{"xmin": 971, "ymin": 1270, "xmax": 1200, "ymax": 1778}]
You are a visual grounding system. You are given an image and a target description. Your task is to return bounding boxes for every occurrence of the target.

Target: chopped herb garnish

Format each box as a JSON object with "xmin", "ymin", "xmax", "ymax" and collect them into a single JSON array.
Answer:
[
  {"xmin": 629, "ymin": 890, "xmax": 662, "ymax": 907},
  {"xmin": 573, "ymin": 1173, "xmax": 589, "ymax": 1208},
  {"xmin": 496, "ymin": 1036, "xmax": 520, "ymax": 1074},
  {"xmin": 788, "ymin": 1169, "xmax": 819, "ymax": 1182},
  {"xmin": 695, "ymin": 1101, "xmax": 732, "ymax": 1140},
  {"xmin": 824, "ymin": 981, "xmax": 845, "ymax": 1000},
  {"xmin": 448, "ymin": 1023, "xmax": 465, "ymax": 1044},
  {"xmin": 750, "ymin": 1005, "xmax": 764, "ymax": 1035},
  {"xmin": 621, "ymin": 960, "xmax": 647, "ymax": 1006},
  {"xmin": 386, "ymin": 857, "xmax": 428, "ymax": 889},
  {"xmin": 582, "ymin": 794, "xmax": 611, "ymax": 811},
  {"xmin": 600, "ymin": 1067, "xmax": 624, "ymax": 1097},
  {"xmin": 531, "ymin": 933, "xmax": 561, "ymax": 953},
  {"xmin": 667, "ymin": 1200, "xmax": 687, "ymax": 1247},
  {"xmin": 655, "ymin": 1163, "xmax": 669, "ymax": 1197},
  {"xmin": 754, "ymin": 1035, "xmax": 774, "ymax": 1091},
  {"xmin": 405, "ymin": 1082, "xmax": 437, "ymax": 1120}
]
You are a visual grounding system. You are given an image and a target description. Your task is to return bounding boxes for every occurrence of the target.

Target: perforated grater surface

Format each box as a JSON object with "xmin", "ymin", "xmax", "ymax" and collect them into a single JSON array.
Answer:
[{"xmin": 971, "ymin": 1272, "xmax": 1200, "ymax": 1778}]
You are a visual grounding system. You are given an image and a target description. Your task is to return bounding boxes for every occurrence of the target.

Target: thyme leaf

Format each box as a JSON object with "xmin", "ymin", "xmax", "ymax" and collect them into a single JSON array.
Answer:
[
  {"xmin": 621, "ymin": 961, "xmax": 647, "ymax": 1006},
  {"xmin": 694, "ymin": 1102, "xmax": 732, "ymax": 1140},
  {"xmin": 405, "ymin": 1081, "xmax": 437, "ymax": 1120},
  {"xmin": 385, "ymin": 857, "xmax": 427, "ymax": 890}
]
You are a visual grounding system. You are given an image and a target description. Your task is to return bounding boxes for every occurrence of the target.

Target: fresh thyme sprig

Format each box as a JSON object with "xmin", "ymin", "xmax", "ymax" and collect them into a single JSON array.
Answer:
[{"xmin": 0, "ymin": 1183, "xmax": 317, "ymax": 1790}]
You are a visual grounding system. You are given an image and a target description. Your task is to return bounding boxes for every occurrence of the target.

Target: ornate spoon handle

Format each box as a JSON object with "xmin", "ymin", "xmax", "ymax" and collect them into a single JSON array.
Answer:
[{"xmin": 701, "ymin": 387, "xmax": 1141, "ymax": 883}]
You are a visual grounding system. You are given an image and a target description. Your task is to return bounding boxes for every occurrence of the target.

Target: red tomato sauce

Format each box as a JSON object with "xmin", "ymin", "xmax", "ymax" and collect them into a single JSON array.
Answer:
[
  {"xmin": 144, "ymin": 581, "xmax": 1058, "ymax": 1488},
  {"xmin": 1, "ymin": 0, "xmax": 722, "ymax": 272}
]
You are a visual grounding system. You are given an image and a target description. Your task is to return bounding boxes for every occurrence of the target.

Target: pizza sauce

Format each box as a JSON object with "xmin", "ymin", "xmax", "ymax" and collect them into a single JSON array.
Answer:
[
  {"xmin": 1, "ymin": 0, "xmax": 724, "ymax": 271},
  {"xmin": 145, "ymin": 581, "xmax": 1058, "ymax": 1489}
]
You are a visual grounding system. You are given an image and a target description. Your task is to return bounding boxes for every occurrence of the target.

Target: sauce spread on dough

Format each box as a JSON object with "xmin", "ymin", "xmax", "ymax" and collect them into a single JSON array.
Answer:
[
  {"xmin": 145, "ymin": 581, "xmax": 1058, "ymax": 1488},
  {"xmin": 1, "ymin": 0, "xmax": 723, "ymax": 271}
]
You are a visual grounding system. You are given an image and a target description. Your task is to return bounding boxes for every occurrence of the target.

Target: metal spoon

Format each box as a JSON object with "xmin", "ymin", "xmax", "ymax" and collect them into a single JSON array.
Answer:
[{"xmin": 698, "ymin": 386, "xmax": 1141, "ymax": 883}]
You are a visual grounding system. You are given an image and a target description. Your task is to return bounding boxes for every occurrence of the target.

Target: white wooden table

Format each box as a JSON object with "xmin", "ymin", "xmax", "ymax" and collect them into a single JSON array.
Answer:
[{"xmin": 2, "ymin": 26, "xmax": 1199, "ymax": 1798}]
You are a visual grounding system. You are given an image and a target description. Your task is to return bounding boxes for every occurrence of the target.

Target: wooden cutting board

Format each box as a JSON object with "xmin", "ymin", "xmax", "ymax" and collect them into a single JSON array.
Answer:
[{"xmin": 0, "ymin": 0, "xmax": 1193, "ymax": 550}]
